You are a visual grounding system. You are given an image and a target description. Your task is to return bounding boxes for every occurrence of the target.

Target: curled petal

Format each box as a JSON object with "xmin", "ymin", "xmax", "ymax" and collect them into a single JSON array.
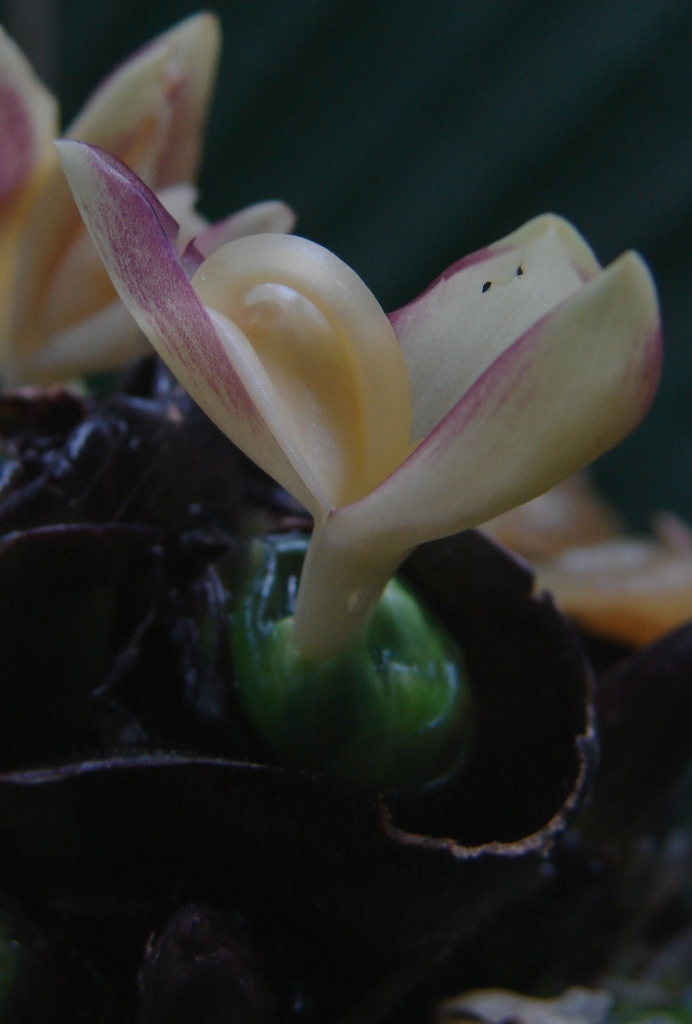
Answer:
[
  {"xmin": 154, "ymin": 188, "xmax": 295, "ymax": 265},
  {"xmin": 390, "ymin": 215, "xmax": 601, "ymax": 441},
  {"xmin": 193, "ymin": 233, "xmax": 411, "ymax": 506},
  {"xmin": 56, "ymin": 140, "xmax": 326, "ymax": 518}
]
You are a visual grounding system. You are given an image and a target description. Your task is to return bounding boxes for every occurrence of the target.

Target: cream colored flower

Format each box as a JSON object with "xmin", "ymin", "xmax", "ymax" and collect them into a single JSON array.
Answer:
[
  {"xmin": 0, "ymin": 15, "xmax": 294, "ymax": 383},
  {"xmin": 485, "ymin": 477, "xmax": 692, "ymax": 647},
  {"xmin": 58, "ymin": 142, "xmax": 662, "ymax": 660}
]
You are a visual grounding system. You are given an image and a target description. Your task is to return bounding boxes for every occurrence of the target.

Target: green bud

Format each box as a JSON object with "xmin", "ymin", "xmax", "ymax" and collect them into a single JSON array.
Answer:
[{"xmin": 233, "ymin": 534, "xmax": 473, "ymax": 789}]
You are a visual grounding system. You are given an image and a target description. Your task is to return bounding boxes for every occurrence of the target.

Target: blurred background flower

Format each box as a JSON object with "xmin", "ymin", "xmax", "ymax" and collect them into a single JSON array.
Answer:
[{"xmin": 3, "ymin": 0, "xmax": 691, "ymax": 526}]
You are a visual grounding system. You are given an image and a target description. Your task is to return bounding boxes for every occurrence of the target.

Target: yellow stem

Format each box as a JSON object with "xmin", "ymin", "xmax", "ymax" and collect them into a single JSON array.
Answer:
[{"xmin": 292, "ymin": 517, "xmax": 409, "ymax": 661}]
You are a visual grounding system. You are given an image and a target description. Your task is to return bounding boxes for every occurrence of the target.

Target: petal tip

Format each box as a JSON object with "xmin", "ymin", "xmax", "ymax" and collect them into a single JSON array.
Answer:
[{"xmin": 499, "ymin": 212, "xmax": 601, "ymax": 279}]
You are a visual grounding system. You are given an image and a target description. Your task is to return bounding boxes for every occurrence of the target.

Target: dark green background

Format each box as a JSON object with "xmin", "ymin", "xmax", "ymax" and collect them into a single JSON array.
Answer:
[{"xmin": 5, "ymin": 0, "xmax": 692, "ymax": 528}]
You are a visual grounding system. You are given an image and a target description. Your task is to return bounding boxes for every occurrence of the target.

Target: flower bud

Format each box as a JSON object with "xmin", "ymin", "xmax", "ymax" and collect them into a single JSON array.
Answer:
[{"xmin": 233, "ymin": 534, "xmax": 472, "ymax": 789}]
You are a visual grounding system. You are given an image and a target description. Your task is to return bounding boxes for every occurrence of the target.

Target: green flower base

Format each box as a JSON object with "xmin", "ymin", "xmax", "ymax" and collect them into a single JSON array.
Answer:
[{"xmin": 233, "ymin": 534, "xmax": 473, "ymax": 789}]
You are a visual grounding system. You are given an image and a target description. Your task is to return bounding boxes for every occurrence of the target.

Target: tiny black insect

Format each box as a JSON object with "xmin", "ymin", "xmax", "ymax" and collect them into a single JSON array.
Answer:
[
  {"xmin": 516, "ymin": 265, "xmax": 524, "ymax": 276},
  {"xmin": 482, "ymin": 281, "xmax": 492, "ymax": 293}
]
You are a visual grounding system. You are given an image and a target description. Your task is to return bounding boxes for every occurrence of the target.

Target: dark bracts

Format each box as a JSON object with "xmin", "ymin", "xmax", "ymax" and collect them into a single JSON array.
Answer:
[{"xmin": 0, "ymin": 360, "xmax": 686, "ymax": 1023}]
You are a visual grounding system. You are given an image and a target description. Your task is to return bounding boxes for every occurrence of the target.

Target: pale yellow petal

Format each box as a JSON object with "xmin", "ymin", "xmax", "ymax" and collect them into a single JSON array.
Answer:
[
  {"xmin": 293, "ymin": 252, "xmax": 660, "ymax": 659},
  {"xmin": 480, "ymin": 473, "xmax": 621, "ymax": 560},
  {"xmin": 65, "ymin": 13, "xmax": 221, "ymax": 186},
  {"xmin": 194, "ymin": 200, "xmax": 297, "ymax": 257},
  {"xmin": 391, "ymin": 215, "xmax": 600, "ymax": 441},
  {"xmin": 339, "ymin": 251, "xmax": 659, "ymax": 552},
  {"xmin": 29, "ymin": 299, "xmax": 149, "ymax": 380},
  {"xmin": 535, "ymin": 538, "xmax": 692, "ymax": 647},
  {"xmin": 0, "ymin": 26, "xmax": 59, "ymax": 359},
  {"xmin": 0, "ymin": 24, "xmax": 58, "ymax": 206}
]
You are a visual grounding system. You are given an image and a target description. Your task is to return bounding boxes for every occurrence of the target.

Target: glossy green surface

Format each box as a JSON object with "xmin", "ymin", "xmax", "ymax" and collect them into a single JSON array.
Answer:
[{"xmin": 233, "ymin": 534, "xmax": 472, "ymax": 789}]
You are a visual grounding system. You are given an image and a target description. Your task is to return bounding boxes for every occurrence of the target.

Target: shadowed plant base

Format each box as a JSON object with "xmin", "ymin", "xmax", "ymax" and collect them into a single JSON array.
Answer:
[{"xmin": 233, "ymin": 534, "xmax": 473, "ymax": 788}]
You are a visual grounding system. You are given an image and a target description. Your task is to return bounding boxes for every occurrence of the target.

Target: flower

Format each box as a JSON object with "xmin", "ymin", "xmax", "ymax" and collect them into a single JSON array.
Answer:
[
  {"xmin": 484, "ymin": 476, "xmax": 692, "ymax": 648},
  {"xmin": 481, "ymin": 472, "xmax": 622, "ymax": 560},
  {"xmin": 58, "ymin": 141, "xmax": 662, "ymax": 660},
  {"xmin": 0, "ymin": 15, "xmax": 295, "ymax": 384}
]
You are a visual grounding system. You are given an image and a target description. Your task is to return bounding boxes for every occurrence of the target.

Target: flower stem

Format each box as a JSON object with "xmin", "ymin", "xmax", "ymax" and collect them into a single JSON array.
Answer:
[{"xmin": 292, "ymin": 519, "xmax": 408, "ymax": 661}]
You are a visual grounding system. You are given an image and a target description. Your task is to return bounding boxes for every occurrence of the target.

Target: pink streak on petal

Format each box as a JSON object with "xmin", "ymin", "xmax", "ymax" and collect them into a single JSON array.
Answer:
[
  {"xmin": 87, "ymin": 145, "xmax": 179, "ymax": 244},
  {"xmin": 180, "ymin": 239, "xmax": 205, "ymax": 279},
  {"xmin": 379, "ymin": 303, "xmax": 661, "ymax": 488},
  {"xmin": 68, "ymin": 47, "xmax": 187, "ymax": 189},
  {"xmin": 634, "ymin": 326, "xmax": 663, "ymax": 415},
  {"xmin": 0, "ymin": 79, "xmax": 34, "ymax": 205},
  {"xmin": 152, "ymin": 71, "xmax": 192, "ymax": 187},
  {"xmin": 77, "ymin": 144, "xmax": 258, "ymax": 424},
  {"xmin": 193, "ymin": 201, "xmax": 297, "ymax": 257},
  {"xmin": 194, "ymin": 213, "xmax": 248, "ymax": 257}
]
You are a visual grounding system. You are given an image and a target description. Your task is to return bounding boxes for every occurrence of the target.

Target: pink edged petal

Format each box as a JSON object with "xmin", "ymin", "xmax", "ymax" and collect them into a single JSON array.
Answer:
[
  {"xmin": 179, "ymin": 240, "xmax": 205, "ymax": 280},
  {"xmin": 65, "ymin": 13, "xmax": 221, "ymax": 187},
  {"xmin": 195, "ymin": 200, "xmax": 297, "ymax": 258},
  {"xmin": 56, "ymin": 141, "xmax": 327, "ymax": 519},
  {"xmin": 79, "ymin": 145, "xmax": 179, "ymax": 243},
  {"xmin": 0, "ymin": 25, "xmax": 57, "ymax": 210},
  {"xmin": 8, "ymin": 145, "xmax": 181, "ymax": 363},
  {"xmin": 192, "ymin": 233, "xmax": 412, "ymax": 506},
  {"xmin": 157, "ymin": 192, "xmax": 297, "ymax": 271},
  {"xmin": 334, "ymin": 250, "xmax": 661, "ymax": 557},
  {"xmin": 6, "ymin": 15, "xmax": 220, "ymax": 367},
  {"xmin": 390, "ymin": 214, "xmax": 602, "ymax": 441}
]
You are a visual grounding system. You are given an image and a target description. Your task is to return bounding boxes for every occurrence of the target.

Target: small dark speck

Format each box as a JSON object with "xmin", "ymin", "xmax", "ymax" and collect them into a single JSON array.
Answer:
[
  {"xmin": 516, "ymin": 265, "xmax": 524, "ymax": 276},
  {"xmin": 482, "ymin": 281, "xmax": 492, "ymax": 293}
]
